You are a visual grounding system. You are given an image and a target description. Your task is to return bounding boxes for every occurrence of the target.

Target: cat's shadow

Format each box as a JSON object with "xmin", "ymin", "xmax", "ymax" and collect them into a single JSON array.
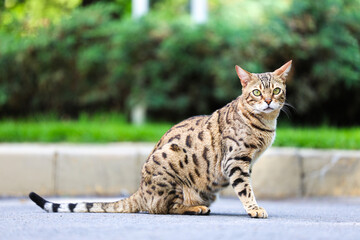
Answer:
[{"xmin": 209, "ymin": 212, "xmax": 248, "ymax": 217}]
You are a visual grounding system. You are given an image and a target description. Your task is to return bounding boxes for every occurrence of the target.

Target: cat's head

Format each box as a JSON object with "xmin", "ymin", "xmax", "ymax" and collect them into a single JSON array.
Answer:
[{"xmin": 235, "ymin": 61, "xmax": 292, "ymax": 114}]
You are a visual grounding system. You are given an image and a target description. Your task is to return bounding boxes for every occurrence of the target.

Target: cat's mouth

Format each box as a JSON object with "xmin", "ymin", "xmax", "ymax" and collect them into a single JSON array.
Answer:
[{"xmin": 263, "ymin": 107, "xmax": 274, "ymax": 112}]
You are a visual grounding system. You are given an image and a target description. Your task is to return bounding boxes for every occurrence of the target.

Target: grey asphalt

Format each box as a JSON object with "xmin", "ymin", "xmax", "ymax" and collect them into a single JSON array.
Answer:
[{"xmin": 0, "ymin": 196, "xmax": 359, "ymax": 240}]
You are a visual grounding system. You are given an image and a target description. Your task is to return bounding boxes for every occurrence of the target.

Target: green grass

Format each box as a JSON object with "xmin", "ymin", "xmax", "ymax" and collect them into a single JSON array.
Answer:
[
  {"xmin": 274, "ymin": 126, "xmax": 360, "ymax": 150},
  {"xmin": 0, "ymin": 114, "xmax": 359, "ymax": 149},
  {"xmin": 0, "ymin": 113, "xmax": 173, "ymax": 143}
]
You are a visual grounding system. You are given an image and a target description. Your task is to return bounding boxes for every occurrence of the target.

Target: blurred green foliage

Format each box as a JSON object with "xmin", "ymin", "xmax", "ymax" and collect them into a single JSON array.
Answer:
[
  {"xmin": 0, "ymin": 0, "xmax": 131, "ymax": 35},
  {"xmin": 261, "ymin": 0, "xmax": 360, "ymax": 125},
  {"xmin": 0, "ymin": 0, "xmax": 359, "ymax": 125},
  {"xmin": 0, "ymin": 0, "xmax": 81, "ymax": 35}
]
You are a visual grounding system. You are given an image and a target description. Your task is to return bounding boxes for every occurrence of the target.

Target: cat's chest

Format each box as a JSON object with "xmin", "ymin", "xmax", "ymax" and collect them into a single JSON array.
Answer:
[
  {"xmin": 236, "ymin": 122, "xmax": 275, "ymax": 145},
  {"xmin": 252, "ymin": 131, "xmax": 276, "ymax": 163},
  {"xmin": 231, "ymin": 122, "xmax": 276, "ymax": 156}
]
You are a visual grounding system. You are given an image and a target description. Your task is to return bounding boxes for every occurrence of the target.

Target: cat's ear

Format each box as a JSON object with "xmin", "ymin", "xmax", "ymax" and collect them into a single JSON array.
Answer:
[
  {"xmin": 273, "ymin": 60, "xmax": 292, "ymax": 81},
  {"xmin": 235, "ymin": 65, "xmax": 252, "ymax": 88}
]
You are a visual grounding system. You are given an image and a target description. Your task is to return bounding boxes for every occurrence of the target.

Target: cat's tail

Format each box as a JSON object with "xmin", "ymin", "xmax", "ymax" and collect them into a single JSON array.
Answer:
[{"xmin": 28, "ymin": 191, "xmax": 143, "ymax": 213}]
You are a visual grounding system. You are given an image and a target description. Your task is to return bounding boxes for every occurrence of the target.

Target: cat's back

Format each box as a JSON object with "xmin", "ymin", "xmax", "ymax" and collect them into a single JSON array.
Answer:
[
  {"xmin": 154, "ymin": 115, "xmax": 210, "ymax": 151},
  {"xmin": 153, "ymin": 99, "xmax": 243, "ymax": 154}
]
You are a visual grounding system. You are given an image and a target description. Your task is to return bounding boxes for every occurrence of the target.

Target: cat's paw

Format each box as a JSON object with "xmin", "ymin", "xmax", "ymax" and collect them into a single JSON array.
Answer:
[
  {"xmin": 183, "ymin": 206, "xmax": 211, "ymax": 215},
  {"xmin": 247, "ymin": 206, "xmax": 268, "ymax": 218}
]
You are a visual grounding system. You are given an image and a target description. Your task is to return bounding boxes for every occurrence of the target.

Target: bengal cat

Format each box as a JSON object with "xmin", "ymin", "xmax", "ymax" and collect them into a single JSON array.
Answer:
[{"xmin": 29, "ymin": 60, "xmax": 292, "ymax": 218}]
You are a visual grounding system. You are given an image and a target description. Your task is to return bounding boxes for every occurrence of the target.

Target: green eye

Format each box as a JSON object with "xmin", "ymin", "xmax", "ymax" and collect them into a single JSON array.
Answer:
[
  {"xmin": 252, "ymin": 89, "xmax": 261, "ymax": 96},
  {"xmin": 273, "ymin": 88, "xmax": 281, "ymax": 95}
]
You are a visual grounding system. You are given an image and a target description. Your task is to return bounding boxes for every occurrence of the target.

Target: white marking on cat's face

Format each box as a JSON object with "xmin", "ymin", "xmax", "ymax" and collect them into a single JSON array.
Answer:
[{"xmin": 254, "ymin": 100, "xmax": 282, "ymax": 113}]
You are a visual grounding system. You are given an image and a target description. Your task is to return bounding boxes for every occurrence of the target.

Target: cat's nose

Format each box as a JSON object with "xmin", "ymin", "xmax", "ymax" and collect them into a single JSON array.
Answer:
[{"xmin": 265, "ymin": 98, "xmax": 272, "ymax": 105}]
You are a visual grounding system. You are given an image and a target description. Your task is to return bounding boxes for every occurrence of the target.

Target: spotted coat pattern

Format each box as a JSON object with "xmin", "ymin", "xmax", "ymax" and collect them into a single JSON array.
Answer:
[{"xmin": 29, "ymin": 61, "xmax": 292, "ymax": 218}]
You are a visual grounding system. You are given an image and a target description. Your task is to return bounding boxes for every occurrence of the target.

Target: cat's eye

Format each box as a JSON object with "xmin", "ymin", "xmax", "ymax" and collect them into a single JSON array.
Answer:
[
  {"xmin": 273, "ymin": 88, "xmax": 281, "ymax": 95},
  {"xmin": 252, "ymin": 89, "xmax": 261, "ymax": 96}
]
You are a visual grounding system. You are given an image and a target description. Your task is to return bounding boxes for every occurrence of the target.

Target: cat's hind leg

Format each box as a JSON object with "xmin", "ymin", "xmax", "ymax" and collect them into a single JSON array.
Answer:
[
  {"xmin": 143, "ymin": 180, "xmax": 210, "ymax": 215},
  {"xmin": 142, "ymin": 142, "xmax": 211, "ymax": 215},
  {"xmin": 168, "ymin": 187, "xmax": 210, "ymax": 215}
]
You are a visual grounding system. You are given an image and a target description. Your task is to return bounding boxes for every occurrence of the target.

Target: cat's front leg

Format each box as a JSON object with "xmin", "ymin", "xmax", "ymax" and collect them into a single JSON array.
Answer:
[{"xmin": 223, "ymin": 155, "xmax": 268, "ymax": 218}]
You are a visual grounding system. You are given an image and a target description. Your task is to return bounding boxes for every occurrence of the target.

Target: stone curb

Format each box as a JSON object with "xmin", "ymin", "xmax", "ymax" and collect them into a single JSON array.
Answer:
[{"xmin": 1, "ymin": 144, "xmax": 359, "ymax": 198}]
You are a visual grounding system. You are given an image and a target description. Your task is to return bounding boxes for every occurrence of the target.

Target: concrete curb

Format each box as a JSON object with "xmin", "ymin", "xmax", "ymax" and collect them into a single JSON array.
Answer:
[{"xmin": 1, "ymin": 143, "xmax": 359, "ymax": 198}]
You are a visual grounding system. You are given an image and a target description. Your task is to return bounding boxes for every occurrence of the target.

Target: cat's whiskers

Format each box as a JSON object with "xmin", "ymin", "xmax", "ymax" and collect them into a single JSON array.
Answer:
[
  {"xmin": 281, "ymin": 102, "xmax": 296, "ymax": 118},
  {"xmin": 284, "ymin": 102, "xmax": 296, "ymax": 110}
]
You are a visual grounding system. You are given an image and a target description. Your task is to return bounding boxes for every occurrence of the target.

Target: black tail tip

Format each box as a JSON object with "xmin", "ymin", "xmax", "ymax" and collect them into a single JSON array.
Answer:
[{"xmin": 29, "ymin": 192, "xmax": 47, "ymax": 209}]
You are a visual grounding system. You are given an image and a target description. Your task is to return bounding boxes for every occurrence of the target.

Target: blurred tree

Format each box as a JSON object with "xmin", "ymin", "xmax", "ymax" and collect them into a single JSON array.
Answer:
[
  {"xmin": 150, "ymin": 0, "xmax": 189, "ymax": 18},
  {"xmin": 81, "ymin": 0, "xmax": 98, "ymax": 6},
  {"xmin": 0, "ymin": 0, "xmax": 81, "ymax": 34},
  {"xmin": 81, "ymin": 0, "xmax": 131, "ymax": 15},
  {"xmin": 0, "ymin": 0, "xmax": 131, "ymax": 35},
  {"xmin": 1, "ymin": 0, "xmax": 360, "ymax": 125},
  {"xmin": 261, "ymin": 0, "xmax": 360, "ymax": 125}
]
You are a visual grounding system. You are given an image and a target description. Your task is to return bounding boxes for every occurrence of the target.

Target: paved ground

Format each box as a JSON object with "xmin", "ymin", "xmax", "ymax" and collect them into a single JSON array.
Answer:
[{"xmin": 1, "ymin": 196, "xmax": 359, "ymax": 240}]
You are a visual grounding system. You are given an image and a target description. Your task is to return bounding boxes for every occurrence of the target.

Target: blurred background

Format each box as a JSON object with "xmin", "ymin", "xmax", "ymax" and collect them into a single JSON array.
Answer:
[{"xmin": 0, "ymin": 0, "xmax": 359, "ymax": 147}]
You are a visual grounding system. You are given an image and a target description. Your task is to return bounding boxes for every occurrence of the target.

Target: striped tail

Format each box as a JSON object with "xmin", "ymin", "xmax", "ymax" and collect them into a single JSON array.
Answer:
[{"xmin": 29, "ymin": 192, "xmax": 142, "ymax": 213}]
